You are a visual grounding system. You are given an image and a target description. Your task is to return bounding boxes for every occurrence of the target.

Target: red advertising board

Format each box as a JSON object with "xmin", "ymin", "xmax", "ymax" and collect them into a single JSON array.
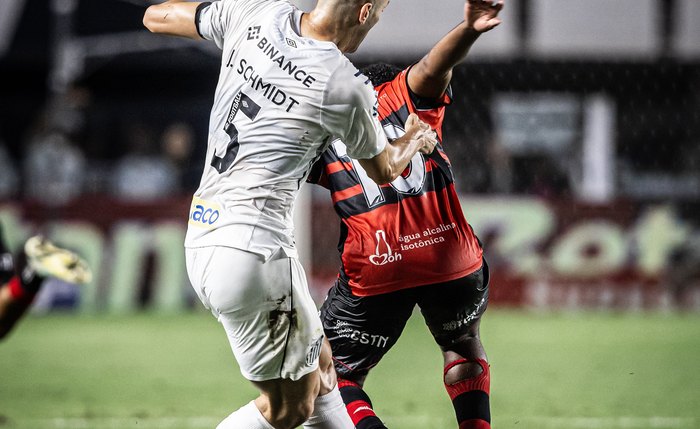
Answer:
[
  {"xmin": 310, "ymin": 196, "xmax": 699, "ymax": 310},
  {"xmin": 2, "ymin": 196, "xmax": 698, "ymax": 312}
]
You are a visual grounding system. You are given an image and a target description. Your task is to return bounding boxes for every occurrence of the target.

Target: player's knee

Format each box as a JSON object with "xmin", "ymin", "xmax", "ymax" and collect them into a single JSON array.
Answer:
[{"xmin": 444, "ymin": 358, "xmax": 487, "ymax": 385}]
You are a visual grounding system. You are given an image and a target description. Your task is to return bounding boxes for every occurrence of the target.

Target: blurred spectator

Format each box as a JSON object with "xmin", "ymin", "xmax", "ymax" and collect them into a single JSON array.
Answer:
[
  {"xmin": 667, "ymin": 233, "xmax": 700, "ymax": 311},
  {"xmin": 112, "ymin": 123, "xmax": 178, "ymax": 201},
  {"xmin": 23, "ymin": 130, "xmax": 86, "ymax": 205},
  {"xmin": 21, "ymin": 88, "xmax": 92, "ymax": 206},
  {"xmin": 0, "ymin": 139, "xmax": 19, "ymax": 199},
  {"xmin": 161, "ymin": 122, "xmax": 200, "ymax": 192},
  {"xmin": 679, "ymin": 139, "xmax": 700, "ymax": 174},
  {"xmin": 667, "ymin": 206, "xmax": 700, "ymax": 311},
  {"xmin": 487, "ymin": 136, "xmax": 512, "ymax": 194},
  {"xmin": 512, "ymin": 155, "xmax": 570, "ymax": 199},
  {"xmin": 46, "ymin": 86, "xmax": 91, "ymax": 143}
]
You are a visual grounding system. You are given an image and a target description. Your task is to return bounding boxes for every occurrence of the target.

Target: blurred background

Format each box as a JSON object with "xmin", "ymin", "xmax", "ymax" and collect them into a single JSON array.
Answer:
[{"xmin": 0, "ymin": 0, "xmax": 698, "ymax": 314}]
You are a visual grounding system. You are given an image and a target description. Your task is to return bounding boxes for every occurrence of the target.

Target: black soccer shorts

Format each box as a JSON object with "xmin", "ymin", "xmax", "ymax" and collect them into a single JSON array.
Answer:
[{"xmin": 320, "ymin": 260, "xmax": 490, "ymax": 380}]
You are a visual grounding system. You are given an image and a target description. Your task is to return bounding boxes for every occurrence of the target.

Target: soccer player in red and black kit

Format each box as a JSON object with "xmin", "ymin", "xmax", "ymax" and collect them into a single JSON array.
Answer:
[
  {"xmin": 306, "ymin": 1, "xmax": 504, "ymax": 427},
  {"xmin": 0, "ymin": 224, "xmax": 91, "ymax": 341}
]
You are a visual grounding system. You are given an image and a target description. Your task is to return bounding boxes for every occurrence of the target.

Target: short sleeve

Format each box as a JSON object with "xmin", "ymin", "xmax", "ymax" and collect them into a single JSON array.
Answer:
[
  {"xmin": 196, "ymin": 1, "xmax": 226, "ymax": 48},
  {"xmin": 321, "ymin": 62, "xmax": 387, "ymax": 160},
  {"xmin": 403, "ymin": 64, "xmax": 453, "ymax": 110},
  {"xmin": 409, "ymin": 84, "xmax": 453, "ymax": 110}
]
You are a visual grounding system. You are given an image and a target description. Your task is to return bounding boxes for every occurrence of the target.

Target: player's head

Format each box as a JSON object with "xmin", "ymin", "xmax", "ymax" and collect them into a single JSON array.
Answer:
[
  {"xmin": 361, "ymin": 63, "xmax": 402, "ymax": 87},
  {"xmin": 315, "ymin": 0, "xmax": 391, "ymax": 53}
]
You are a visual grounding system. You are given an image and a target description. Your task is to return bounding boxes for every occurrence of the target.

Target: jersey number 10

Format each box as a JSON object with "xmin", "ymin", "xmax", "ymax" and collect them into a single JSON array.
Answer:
[{"xmin": 332, "ymin": 122, "xmax": 427, "ymax": 208}]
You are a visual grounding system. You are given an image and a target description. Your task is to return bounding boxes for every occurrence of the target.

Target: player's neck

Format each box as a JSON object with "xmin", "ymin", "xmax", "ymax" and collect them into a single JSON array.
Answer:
[{"xmin": 301, "ymin": 10, "xmax": 354, "ymax": 53}]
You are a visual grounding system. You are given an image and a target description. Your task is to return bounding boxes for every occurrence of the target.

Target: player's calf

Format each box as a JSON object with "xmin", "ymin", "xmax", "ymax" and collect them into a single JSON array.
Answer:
[
  {"xmin": 300, "ymin": 338, "xmax": 354, "ymax": 428},
  {"xmin": 444, "ymin": 358, "xmax": 491, "ymax": 429},
  {"xmin": 216, "ymin": 391, "xmax": 315, "ymax": 429},
  {"xmin": 251, "ymin": 374, "xmax": 319, "ymax": 429},
  {"xmin": 266, "ymin": 398, "xmax": 315, "ymax": 429},
  {"xmin": 337, "ymin": 378, "xmax": 387, "ymax": 429}
]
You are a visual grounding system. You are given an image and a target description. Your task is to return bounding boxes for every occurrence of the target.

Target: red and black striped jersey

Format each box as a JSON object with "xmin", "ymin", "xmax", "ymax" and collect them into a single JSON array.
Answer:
[{"xmin": 308, "ymin": 68, "xmax": 483, "ymax": 296}]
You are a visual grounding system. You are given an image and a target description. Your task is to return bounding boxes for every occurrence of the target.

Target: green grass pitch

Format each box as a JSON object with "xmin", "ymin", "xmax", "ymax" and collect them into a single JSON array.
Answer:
[{"xmin": 1, "ymin": 310, "xmax": 699, "ymax": 429}]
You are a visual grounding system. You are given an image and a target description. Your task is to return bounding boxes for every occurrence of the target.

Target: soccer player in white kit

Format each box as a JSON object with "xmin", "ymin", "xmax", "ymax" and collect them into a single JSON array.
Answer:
[{"xmin": 143, "ymin": 1, "xmax": 436, "ymax": 428}]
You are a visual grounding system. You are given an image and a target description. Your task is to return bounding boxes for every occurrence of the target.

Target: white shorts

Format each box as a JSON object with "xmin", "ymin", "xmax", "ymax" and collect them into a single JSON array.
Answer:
[{"xmin": 185, "ymin": 246, "xmax": 324, "ymax": 382}]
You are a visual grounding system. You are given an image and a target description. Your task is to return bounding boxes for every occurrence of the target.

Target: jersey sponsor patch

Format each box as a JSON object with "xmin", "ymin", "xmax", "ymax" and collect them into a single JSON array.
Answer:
[
  {"xmin": 369, "ymin": 230, "xmax": 402, "ymax": 266},
  {"xmin": 247, "ymin": 26, "xmax": 261, "ymax": 40},
  {"xmin": 188, "ymin": 197, "xmax": 221, "ymax": 229},
  {"xmin": 332, "ymin": 320, "xmax": 390, "ymax": 348}
]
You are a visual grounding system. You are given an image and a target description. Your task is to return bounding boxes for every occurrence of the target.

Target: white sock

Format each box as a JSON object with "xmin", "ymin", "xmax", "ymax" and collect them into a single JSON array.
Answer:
[
  {"xmin": 303, "ymin": 386, "xmax": 354, "ymax": 429},
  {"xmin": 217, "ymin": 400, "xmax": 275, "ymax": 429}
]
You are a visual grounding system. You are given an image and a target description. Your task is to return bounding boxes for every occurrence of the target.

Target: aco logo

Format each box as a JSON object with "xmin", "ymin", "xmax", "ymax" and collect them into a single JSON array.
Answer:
[{"xmin": 189, "ymin": 199, "xmax": 221, "ymax": 227}]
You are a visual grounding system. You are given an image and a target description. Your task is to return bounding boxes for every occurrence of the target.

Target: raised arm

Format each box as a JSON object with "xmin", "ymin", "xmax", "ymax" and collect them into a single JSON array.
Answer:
[
  {"xmin": 408, "ymin": 0, "xmax": 504, "ymax": 99},
  {"xmin": 358, "ymin": 113, "xmax": 436, "ymax": 184},
  {"xmin": 143, "ymin": 0, "xmax": 204, "ymax": 39}
]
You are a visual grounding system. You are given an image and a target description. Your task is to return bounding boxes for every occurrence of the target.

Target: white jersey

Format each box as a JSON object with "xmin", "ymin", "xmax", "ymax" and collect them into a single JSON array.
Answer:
[{"xmin": 185, "ymin": 0, "xmax": 387, "ymax": 260}]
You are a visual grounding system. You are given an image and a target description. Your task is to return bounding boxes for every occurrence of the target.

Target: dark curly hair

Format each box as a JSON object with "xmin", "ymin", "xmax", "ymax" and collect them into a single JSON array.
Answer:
[{"xmin": 360, "ymin": 63, "xmax": 403, "ymax": 87}]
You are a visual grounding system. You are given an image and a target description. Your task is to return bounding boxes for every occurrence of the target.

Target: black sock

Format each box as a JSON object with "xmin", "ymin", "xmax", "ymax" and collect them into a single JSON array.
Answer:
[{"xmin": 338, "ymin": 379, "xmax": 387, "ymax": 429}]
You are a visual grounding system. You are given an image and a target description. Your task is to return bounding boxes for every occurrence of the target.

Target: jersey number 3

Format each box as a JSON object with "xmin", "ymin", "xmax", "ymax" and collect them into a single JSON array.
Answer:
[{"xmin": 211, "ymin": 91, "xmax": 261, "ymax": 174}]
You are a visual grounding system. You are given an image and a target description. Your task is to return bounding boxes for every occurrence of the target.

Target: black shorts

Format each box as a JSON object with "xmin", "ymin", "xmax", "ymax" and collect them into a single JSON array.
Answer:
[{"xmin": 320, "ymin": 261, "xmax": 490, "ymax": 380}]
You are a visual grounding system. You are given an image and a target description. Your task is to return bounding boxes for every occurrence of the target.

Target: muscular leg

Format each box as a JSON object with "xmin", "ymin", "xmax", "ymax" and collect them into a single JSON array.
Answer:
[
  {"xmin": 302, "ymin": 339, "xmax": 355, "ymax": 429},
  {"xmin": 218, "ymin": 341, "xmax": 352, "ymax": 429},
  {"xmin": 188, "ymin": 247, "xmax": 352, "ymax": 429},
  {"xmin": 441, "ymin": 319, "xmax": 491, "ymax": 429},
  {"xmin": 320, "ymin": 279, "xmax": 415, "ymax": 429},
  {"xmin": 254, "ymin": 371, "xmax": 320, "ymax": 429},
  {"xmin": 216, "ymin": 333, "xmax": 352, "ymax": 429},
  {"xmin": 216, "ymin": 370, "xmax": 318, "ymax": 429},
  {"xmin": 418, "ymin": 263, "xmax": 491, "ymax": 429}
]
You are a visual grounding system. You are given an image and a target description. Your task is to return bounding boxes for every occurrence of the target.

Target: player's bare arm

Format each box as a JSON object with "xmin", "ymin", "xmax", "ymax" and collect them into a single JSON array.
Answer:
[
  {"xmin": 143, "ymin": 0, "xmax": 203, "ymax": 39},
  {"xmin": 359, "ymin": 113, "xmax": 437, "ymax": 184},
  {"xmin": 408, "ymin": 0, "xmax": 504, "ymax": 99}
]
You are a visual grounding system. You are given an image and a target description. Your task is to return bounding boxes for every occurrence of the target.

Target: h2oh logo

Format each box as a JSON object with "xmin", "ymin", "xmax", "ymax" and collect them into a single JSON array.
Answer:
[{"xmin": 191, "ymin": 204, "xmax": 220, "ymax": 225}]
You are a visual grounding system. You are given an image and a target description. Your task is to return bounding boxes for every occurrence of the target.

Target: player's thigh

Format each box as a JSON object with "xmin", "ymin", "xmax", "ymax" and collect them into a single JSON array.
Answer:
[
  {"xmin": 320, "ymin": 279, "xmax": 414, "ymax": 382},
  {"xmin": 186, "ymin": 246, "xmax": 278, "ymax": 315},
  {"xmin": 187, "ymin": 247, "xmax": 324, "ymax": 382},
  {"xmin": 416, "ymin": 260, "xmax": 490, "ymax": 351}
]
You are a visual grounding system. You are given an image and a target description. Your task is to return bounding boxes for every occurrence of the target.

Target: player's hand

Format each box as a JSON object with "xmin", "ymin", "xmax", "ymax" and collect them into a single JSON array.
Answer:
[
  {"xmin": 405, "ymin": 113, "xmax": 437, "ymax": 155},
  {"xmin": 419, "ymin": 131, "xmax": 437, "ymax": 154},
  {"xmin": 465, "ymin": 0, "xmax": 504, "ymax": 33}
]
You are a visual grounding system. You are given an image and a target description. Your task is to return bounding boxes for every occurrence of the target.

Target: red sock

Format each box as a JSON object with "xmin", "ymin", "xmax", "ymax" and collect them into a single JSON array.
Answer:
[
  {"xmin": 338, "ymin": 378, "xmax": 387, "ymax": 429},
  {"xmin": 7, "ymin": 276, "xmax": 33, "ymax": 301},
  {"xmin": 444, "ymin": 359, "xmax": 491, "ymax": 429}
]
